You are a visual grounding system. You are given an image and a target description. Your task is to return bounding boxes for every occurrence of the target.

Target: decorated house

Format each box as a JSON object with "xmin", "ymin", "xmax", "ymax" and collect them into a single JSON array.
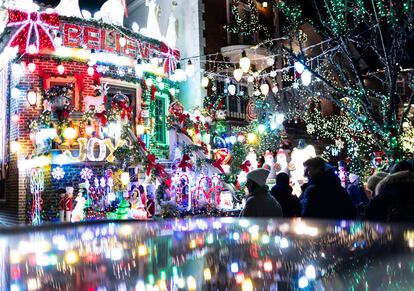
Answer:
[{"xmin": 0, "ymin": 2, "xmax": 181, "ymax": 224}]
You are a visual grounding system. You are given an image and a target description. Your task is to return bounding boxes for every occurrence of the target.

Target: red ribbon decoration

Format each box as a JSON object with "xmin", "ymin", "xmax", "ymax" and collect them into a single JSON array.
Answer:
[
  {"xmin": 178, "ymin": 154, "xmax": 193, "ymax": 171},
  {"xmin": 40, "ymin": 71, "xmax": 52, "ymax": 89},
  {"xmin": 146, "ymin": 154, "xmax": 157, "ymax": 176},
  {"xmin": 138, "ymin": 137, "xmax": 148, "ymax": 153},
  {"xmin": 200, "ymin": 142, "xmax": 209, "ymax": 155},
  {"xmin": 95, "ymin": 110, "xmax": 107, "ymax": 126},
  {"xmin": 160, "ymin": 42, "xmax": 180, "ymax": 76},
  {"xmin": 212, "ymin": 159, "xmax": 225, "ymax": 174},
  {"xmin": 151, "ymin": 85, "xmax": 157, "ymax": 101},
  {"xmin": 7, "ymin": 8, "xmax": 60, "ymax": 53},
  {"xmin": 93, "ymin": 71, "xmax": 102, "ymax": 85},
  {"xmin": 113, "ymin": 100, "xmax": 133, "ymax": 119},
  {"xmin": 74, "ymin": 73, "xmax": 85, "ymax": 93},
  {"xmin": 240, "ymin": 160, "xmax": 252, "ymax": 173}
]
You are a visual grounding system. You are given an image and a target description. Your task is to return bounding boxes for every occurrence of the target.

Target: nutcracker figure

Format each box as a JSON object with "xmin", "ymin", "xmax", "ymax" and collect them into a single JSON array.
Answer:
[{"xmin": 65, "ymin": 187, "xmax": 74, "ymax": 222}]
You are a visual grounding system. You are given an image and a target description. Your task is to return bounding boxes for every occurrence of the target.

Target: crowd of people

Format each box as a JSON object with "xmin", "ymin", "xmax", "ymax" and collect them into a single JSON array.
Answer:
[{"xmin": 240, "ymin": 157, "xmax": 414, "ymax": 222}]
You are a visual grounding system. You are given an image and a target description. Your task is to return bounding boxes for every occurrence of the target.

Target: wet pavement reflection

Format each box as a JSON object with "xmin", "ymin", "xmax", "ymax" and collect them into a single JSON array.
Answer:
[{"xmin": 1, "ymin": 218, "xmax": 414, "ymax": 290}]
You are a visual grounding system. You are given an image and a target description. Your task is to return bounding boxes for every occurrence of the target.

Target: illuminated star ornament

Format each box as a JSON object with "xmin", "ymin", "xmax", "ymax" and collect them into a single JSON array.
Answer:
[
  {"xmin": 7, "ymin": 8, "xmax": 60, "ymax": 54},
  {"xmin": 52, "ymin": 167, "xmax": 65, "ymax": 180}
]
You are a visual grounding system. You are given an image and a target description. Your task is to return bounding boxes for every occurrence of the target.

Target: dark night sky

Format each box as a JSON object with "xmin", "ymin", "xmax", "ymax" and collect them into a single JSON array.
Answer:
[{"xmin": 38, "ymin": 0, "xmax": 109, "ymax": 12}]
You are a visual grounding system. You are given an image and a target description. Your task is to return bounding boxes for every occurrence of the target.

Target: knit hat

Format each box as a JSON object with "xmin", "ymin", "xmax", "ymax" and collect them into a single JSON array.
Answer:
[
  {"xmin": 366, "ymin": 171, "xmax": 388, "ymax": 193},
  {"xmin": 247, "ymin": 168, "xmax": 270, "ymax": 186}
]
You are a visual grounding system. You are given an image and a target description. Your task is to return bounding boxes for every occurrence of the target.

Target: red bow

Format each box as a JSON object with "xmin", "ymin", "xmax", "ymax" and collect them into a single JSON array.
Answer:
[
  {"xmin": 200, "ymin": 142, "xmax": 209, "ymax": 155},
  {"xmin": 151, "ymin": 85, "xmax": 157, "ymax": 101},
  {"xmin": 177, "ymin": 112, "xmax": 189, "ymax": 127},
  {"xmin": 7, "ymin": 8, "xmax": 60, "ymax": 53},
  {"xmin": 40, "ymin": 71, "xmax": 52, "ymax": 89},
  {"xmin": 240, "ymin": 160, "xmax": 252, "ymax": 173},
  {"xmin": 161, "ymin": 42, "xmax": 180, "ymax": 76},
  {"xmin": 114, "ymin": 100, "xmax": 133, "ymax": 120},
  {"xmin": 212, "ymin": 160, "xmax": 225, "ymax": 173},
  {"xmin": 74, "ymin": 73, "xmax": 85, "ymax": 93},
  {"xmin": 146, "ymin": 154, "xmax": 157, "ymax": 176},
  {"xmin": 178, "ymin": 154, "xmax": 193, "ymax": 171},
  {"xmin": 95, "ymin": 111, "xmax": 107, "ymax": 126},
  {"xmin": 93, "ymin": 71, "xmax": 102, "ymax": 85}
]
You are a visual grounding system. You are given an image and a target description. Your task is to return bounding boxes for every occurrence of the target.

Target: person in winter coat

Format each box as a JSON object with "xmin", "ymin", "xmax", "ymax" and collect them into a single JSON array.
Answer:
[
  {"xmin": 270, "ymin": 173, "xmax": 301, "ymax": 217},
  {"xmin": 301, "ymin": 157, "xmax": 356, "ymax": 219},
  {"xmin": 365, "ymin": 164, "xmax": 414, "ymax": 222},
  {"xmin": 239, "ymin": 168, "xmax": 283, "ymax": 218},
  {"xmin": 365, "ymin": 171, "xmax": 388, "ymax": 199}
]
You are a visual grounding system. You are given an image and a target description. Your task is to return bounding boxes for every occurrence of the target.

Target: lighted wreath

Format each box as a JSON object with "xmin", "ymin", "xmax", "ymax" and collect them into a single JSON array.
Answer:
[{"xmin": 43, "ymin": 84, "xmax": 74, "ymax": 123}]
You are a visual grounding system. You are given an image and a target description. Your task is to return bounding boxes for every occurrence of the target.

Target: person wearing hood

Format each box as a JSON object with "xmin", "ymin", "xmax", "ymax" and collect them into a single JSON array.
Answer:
[
  {"xmin": 301, "ymin": 157, "xmax": 356, "ymax": 219},
  {"xmin": 365, "ymin": 161, "xmax": 414, "ymax": 222},
  {"xmin": 270, "ymin": 173, "xmax": 301, "ymax": 217},
  {"xmin": 239, "ymin": 168, "xmax": 283, "ymax": 218}
]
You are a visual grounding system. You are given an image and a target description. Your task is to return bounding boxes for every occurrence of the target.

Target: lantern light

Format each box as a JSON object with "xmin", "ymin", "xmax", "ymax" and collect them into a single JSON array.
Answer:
[
  {"xmin": 28, "ymin": 44, "xmax": 37, "ymax": 55},
  {"xmin": 63, "ymin": 127, "xmax": 77, "ymax": 141},
  {"xmin": 10, "ymin": 140, "xmax": 20, "ymax": 153},
  {"xmin": 228, "ymin": 84, "xmax": 236, "ymax": 95},
  {"xmin": 263, "ymin": 2, "xmax": 268, "ymax": 8},
  {"xmin": 135, "ymin": 59, "xmax": 144, "ymax": 77},
  {"xmin": 121, "ymin": 172, "xmax": 130, "ymax": 186},
  {"xmin": 89, "ymin": 49, "xmax": 98, "ymax": 65},
  {"xmin": 233, "ymin": 68, "xmax": 243, "ymax": 82},
  {"xmin": 28, "ymin": 62, "xmax": 36, "ymax": 73},
  {"xmin": 240, "ymin": 50, "xmax": 251, "ymax": 73},
  {"xmin": 150, "ymin": 54, "xmax": 159, "ymax": 68},
  {"xmin": 12, "ymin": 63, "xmax": 24, "ymax": 78},
  {"xmin": 11, "ymin": 112, "xmax": 20, "ymax": 123},
  {"xmin": 185, "ymin": 60, "xmax": 195, "ymax": 77},
  {"xmin": 260, "ymin": 83, "xmax": 270, "ymax": 96},
  {"xmin": 26, "ymin": 87, "xmax": 37, "ymax": 106},
  {"xmin": 173, "ymin": 63, "xmax": 186, "ymax": 81},
  {"xmin": 132, "ymin": 22, "xmax": 139, "ymax": 33},
  {"xmin": 11, "ymin": 87, "xmax": 20, "ymax": 99},
  {"xmin": 272, "ymin": 85, "xmax": 279, "ymax": 94},
  {"xmin": 54, "ymin": 33, "xmax": 63, "ymax": 47},
  {"xmin": 294, "ymin": 61, "xmax": 305, "ymax": 74},
  {"xmin": 119, "ymin": 36, "xmax": 127, "ymax": 47},
  {"xmin": 87, "ymin": 66, "xmax": 94, "ymax": 77},
  {"xmin": 201, "ymin": 76, "xmax": 210, "ymax": 88},
  {"xmin": 57, "ymin": 64, "xmax": 65, "ymax": 75},
  {"xmin": 301, "ymin": 70, "xmax": 312, "ymax": 86}
]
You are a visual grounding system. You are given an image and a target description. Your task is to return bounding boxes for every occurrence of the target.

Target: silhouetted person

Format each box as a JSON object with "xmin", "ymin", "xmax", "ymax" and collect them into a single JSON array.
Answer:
[
  {"xmin": 301, "ymin": 157, "xmax": 356, "ymax": 219},
  {"xmin": 365, "ymin": 172, "xmax": 388, "ymax": 199},
  {"xmin": 270, "ymin": 173, "xmax": 301, "ymax": 217},
  {"xmin": 239, "ymin": 168, "xmax": 283, "ymax": 217},
  {"xmin": 365, "ymin": 161, "xmax": 414, "ymax": 222}
]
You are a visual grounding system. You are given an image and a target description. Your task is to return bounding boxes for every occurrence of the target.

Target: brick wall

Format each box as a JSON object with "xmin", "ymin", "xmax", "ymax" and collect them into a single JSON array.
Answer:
[{"xmin": 0, "ymin": 56, "xmax": 138, "ymax": 225}]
